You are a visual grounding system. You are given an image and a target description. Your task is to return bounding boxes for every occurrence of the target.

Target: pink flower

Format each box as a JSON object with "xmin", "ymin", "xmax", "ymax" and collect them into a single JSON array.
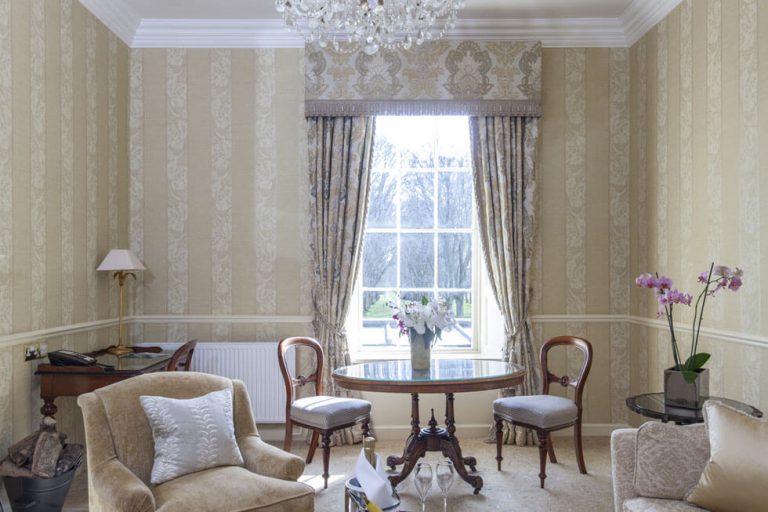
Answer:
[
  {"xmin": 656, "ymin": 276, "xmax": 673, "ymax": 290},
  {"xmin": 728, "ymin": 275, "xmax": 742, "ymax": 291},
  {"xmin": 635, "ymin": 273, "xmax": 656, "ymax": 288},
  {"xmin": 698, "ymin": 271, "xmax": 709, "ymax": 283}
]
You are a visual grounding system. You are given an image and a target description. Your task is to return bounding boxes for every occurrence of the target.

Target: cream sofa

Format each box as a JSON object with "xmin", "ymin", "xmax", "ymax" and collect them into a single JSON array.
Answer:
[
  {"xmin": 78, "ymin": 372, "xmax": 315, "ymax": 512},
  {"xmin": 611, "ymin": 422, "xmax": 710, "ymax": 512}
]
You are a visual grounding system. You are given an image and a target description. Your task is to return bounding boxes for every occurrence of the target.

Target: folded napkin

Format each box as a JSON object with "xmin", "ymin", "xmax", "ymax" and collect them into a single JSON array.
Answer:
[{"xmin": 353, "ymin": 448, "xmax": 398, "ymax": 510}]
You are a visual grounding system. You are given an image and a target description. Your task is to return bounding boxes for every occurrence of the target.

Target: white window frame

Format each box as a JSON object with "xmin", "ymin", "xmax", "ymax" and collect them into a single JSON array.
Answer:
[{"xmin": 345, "ymin": 116, "xmax": 504, "ymax": 362}]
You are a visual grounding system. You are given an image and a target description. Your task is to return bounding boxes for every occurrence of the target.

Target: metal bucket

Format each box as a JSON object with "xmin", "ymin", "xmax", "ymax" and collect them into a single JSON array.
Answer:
[{"xmin": 2, "ymin": 468, "xmax": 76, "ymax": 512}]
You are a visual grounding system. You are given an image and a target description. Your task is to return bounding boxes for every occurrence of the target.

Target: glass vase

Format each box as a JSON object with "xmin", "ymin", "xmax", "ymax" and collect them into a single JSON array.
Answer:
[{"xmin": 409, "ymin": 329, "xmax": 435, "ymax": 370}]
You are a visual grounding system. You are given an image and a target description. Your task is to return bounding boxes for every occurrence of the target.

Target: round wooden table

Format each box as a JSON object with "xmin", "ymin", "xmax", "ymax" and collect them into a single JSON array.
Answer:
[{"xmin": 333, "ymin": 359, "xmax": 526, "ymax": 494}]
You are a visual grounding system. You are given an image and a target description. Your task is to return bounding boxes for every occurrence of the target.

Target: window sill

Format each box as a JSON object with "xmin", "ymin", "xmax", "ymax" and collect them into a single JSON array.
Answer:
[{"xmin": 349, "ymin": 349, "xmax": 501, "ymax": 364}]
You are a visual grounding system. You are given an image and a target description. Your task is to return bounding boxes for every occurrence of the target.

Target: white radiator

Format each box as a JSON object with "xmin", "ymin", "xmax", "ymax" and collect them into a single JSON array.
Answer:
[{"xmin": 146, "ymin": 342, "xmax": 293, "ymax": 423}]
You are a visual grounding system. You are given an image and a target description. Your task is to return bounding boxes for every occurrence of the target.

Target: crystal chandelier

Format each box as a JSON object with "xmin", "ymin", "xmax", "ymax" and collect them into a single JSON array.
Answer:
[{"xmin": 275, "ymin": 0, "xmax": 466, "ymax": 55}]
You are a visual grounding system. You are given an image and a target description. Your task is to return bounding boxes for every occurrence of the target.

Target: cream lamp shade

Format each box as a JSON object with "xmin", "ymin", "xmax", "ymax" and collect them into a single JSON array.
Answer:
[{"xmin": 97, "ymin": 249, "xmax": 145, "ymax": 272}]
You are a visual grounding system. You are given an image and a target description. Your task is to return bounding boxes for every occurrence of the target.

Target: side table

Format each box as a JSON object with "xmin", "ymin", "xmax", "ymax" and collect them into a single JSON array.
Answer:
[{"xmin": 626, "ymin": 393, "xmax": 763, "ymax": 424}]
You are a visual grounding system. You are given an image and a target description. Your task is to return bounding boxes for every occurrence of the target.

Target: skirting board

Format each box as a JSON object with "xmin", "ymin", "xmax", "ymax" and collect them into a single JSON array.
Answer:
[{"xmin": 270, "ymin": 423, "xmax": 630, "ymax": 442}]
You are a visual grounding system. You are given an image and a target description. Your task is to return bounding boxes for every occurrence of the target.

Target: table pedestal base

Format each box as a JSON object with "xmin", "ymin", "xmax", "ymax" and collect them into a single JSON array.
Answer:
[{"xmin": 386, "ymin": 393, "xmax": 483, "ymax": 494}]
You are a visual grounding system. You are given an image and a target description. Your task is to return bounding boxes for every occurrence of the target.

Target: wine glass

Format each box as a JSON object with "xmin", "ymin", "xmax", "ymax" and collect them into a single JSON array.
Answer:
[
  {"xmin": 435, "ymin": 460, "xmax": 455, "ymax": 512},
  {"xmin": 413, "ymin": 462, "xmax": 433, "ymax": 512}
]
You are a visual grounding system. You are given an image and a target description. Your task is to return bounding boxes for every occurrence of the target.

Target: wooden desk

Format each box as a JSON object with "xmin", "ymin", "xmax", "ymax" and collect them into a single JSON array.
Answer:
[
  {"xmin": 333, "ymin": 359, "xmax": 525, "ymax": 494},
  {"xmin": 35, "ymin": 350, "xmax": 172, "ymax": 420}
]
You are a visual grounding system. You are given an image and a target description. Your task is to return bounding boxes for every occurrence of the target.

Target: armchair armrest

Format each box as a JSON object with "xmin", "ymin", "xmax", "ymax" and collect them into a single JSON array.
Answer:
[
  {"xmin": 238, "ymin": 434, "xmax": 305, "ymax": 481},
  {"xmin": 89, "ymin": 458, "xmax": 155, "ymax": 512},
  {"xmin": 611, "ymin": 428, "xmax": 639, "ymax": 512}
]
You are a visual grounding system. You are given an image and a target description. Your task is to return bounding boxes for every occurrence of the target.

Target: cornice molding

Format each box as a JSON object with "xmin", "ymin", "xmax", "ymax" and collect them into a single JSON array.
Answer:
[
  {"xmin": 81, "ymin": 0, "xmax": 684, "ymax": 49},
  {"xmin": 77, "ymin": 0, "xmax": 139, "ymax": 47},
  {"xmin": 621, "ymin": 0, "xmax": 683, "ymax": 47}
]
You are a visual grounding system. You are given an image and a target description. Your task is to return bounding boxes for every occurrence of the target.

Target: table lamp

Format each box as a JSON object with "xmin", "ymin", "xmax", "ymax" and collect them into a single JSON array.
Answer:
[{"xmin": 97, "ymin": 249, "xmax": 145, "ymax": 355}]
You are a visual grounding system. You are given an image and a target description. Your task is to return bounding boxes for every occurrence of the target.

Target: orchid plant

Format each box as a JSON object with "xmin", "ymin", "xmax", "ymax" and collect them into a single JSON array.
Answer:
[
  {"xmin": 387, "ymin": 295, "xmax": 456, "ymax": 345},
  {"xmin": 636, "ymin": 263, "xmax": 743, "ymax": 383}
]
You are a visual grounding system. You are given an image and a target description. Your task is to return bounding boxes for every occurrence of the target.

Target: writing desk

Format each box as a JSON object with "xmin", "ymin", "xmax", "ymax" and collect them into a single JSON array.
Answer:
[
  {"xmin": 35, "ymin": 350, "xmax": 172, "ymax": 420},
  {"xmin": 333, "ymin": 359, "xmax": 525, "ymax": 494}
]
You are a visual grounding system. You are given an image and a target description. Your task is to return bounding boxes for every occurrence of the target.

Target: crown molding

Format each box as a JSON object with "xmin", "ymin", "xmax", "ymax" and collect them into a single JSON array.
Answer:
[
  {"xmin": 621, "ymin": 0, "xmax": 683, "ymax": 47},
  {"xmin": 77, "ymin": 0, "xmax": 139, "ymax": 47},
  {"xmin": 81, "ymin": 0, "xmax": 684, "ymax": 49},
  {"xmin": 130, "ymin": 17, "xmax": 627, "ymax": 49}
]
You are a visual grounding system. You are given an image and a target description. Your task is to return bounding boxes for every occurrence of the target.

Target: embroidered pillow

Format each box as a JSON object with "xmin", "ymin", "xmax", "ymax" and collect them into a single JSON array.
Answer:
[
  {"xmin": 687, "ymin": 400, "xmax": 768, "ymax": 511},
  {"xmin": 633, "ymin": 421, "xmax": 709, "ymax": 499},
  {"xmin": 140, "ymin": 388, "xmax": 244, "ymax": 485}
]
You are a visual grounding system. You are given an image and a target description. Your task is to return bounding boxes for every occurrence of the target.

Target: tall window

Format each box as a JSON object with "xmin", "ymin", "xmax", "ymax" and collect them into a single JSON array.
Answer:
[{"xmin": 350, "ymin": 116, "xmax": 478, "ymax": 351}]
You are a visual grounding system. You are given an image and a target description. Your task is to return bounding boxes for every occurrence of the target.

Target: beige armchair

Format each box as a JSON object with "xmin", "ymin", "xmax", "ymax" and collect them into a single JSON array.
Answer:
[{"xmin": 78, "ymin": 372, "xmax": 314, "ymax": 512}]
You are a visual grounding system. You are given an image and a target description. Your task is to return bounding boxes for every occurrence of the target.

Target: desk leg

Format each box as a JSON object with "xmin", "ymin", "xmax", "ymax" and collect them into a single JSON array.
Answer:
[{"xmin": 41, "ymin": 397, "xmax": 57, "ymax": 420}]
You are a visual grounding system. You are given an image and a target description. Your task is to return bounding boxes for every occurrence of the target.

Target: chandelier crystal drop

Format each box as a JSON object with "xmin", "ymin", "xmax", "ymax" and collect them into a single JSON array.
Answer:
[{"xmin": 275, "ymin": 0, "xmax": 466, "ymax": 55}]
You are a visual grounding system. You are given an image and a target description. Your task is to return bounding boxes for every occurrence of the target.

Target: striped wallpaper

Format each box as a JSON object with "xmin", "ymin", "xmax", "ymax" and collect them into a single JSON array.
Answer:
[
  {"xmin": 128, "ymin": 48, "xmax": 313, "ymax": 344},
  {"xmin": 0, "ymin": 0, "xmax": 129, "ymax": 454},
  {"xmin": 631, "ymin": 0, "xmax": 768, "ymax": 413}
]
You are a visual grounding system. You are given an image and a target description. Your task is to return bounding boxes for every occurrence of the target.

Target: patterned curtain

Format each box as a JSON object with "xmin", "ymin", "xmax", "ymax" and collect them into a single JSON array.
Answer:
[
  {"xmin": 308, "ymin": 116, "xmax": 375, "ymax": 445},
  {"xmin": 469, "ymin": 116, "xmax": 540, "ymax": 446}
]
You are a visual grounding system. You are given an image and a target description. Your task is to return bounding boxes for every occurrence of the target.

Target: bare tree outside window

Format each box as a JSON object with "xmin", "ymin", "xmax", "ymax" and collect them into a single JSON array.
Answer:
[{"xmin": 358, "ymin": 116, "xmax": 474, "ymax": 349}]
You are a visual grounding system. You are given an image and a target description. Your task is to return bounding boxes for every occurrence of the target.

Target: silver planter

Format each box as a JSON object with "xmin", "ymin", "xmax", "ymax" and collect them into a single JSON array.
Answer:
[{"xmin": 664, "ymin": 368, "xmax": 709, "ymax": 409}]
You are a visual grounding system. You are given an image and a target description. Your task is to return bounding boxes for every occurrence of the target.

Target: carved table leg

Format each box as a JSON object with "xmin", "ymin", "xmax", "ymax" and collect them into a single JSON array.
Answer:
[
  {"xmin": 387, "ymin": 393, "xmax": 421, "ymax": 470},
  {"xmin": 441, "ymin": 392, "xmax": 482, "ymax": 493},
  {"xmin": 41, "ymin": 398, "xmax": 57, "ymax": 420}
]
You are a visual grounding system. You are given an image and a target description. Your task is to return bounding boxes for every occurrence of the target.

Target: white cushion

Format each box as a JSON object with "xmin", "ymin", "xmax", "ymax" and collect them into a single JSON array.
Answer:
[
  {"xmin": 140, "ymin": 388, "xmax": 244, "ymax": 485},
  {"xmin": 623, "ymin": 497, "xmax": 705, "ymax": 511},
  {"xmin": 291, "ymin": 395, "xmax": 371, "ymax": 430},
  {"xmin": 493, "ymin": 394, "xmax": 577, "ymax": 429}
]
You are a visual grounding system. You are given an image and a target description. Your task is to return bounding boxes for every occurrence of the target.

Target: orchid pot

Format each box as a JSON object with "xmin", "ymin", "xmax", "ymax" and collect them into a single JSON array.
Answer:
[{"xmin": 664, "ymin": 367, "xmax": 709, "ymax": 409}]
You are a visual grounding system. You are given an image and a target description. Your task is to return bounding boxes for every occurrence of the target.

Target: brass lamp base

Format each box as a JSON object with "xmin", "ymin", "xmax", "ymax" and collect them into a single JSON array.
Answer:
[{"xmin": 106, "ymin": 344, "xmax": 133, "ymax": 356}]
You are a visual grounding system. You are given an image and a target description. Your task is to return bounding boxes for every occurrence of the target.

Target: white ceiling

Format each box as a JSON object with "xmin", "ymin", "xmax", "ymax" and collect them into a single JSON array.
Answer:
[
  {"xmin": 112, "ymin": 0, "xmax": 636, "ymax": 21},
  {"xmin": 78, "ymin": 0, "xmax": 682, "ymax": 49}
]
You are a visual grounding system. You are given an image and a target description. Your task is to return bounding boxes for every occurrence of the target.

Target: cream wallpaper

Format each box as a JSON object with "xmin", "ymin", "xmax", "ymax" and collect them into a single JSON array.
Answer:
[
  {"xmin": 630, "ymin": 0, "xmax": 768, "ymax": 415},
  {"xmin": 128, "ymin": 48, "xmax": 313, "ymax": 344},
  {"xmin": 0, "ymin": 0, "xmax": 129, "ymax": 456}
]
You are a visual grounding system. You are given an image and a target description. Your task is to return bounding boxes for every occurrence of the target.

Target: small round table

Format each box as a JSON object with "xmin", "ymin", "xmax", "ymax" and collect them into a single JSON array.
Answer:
[
  {"xmin": 333, "ymin": 359, "xmax": 526, "ymax": 494},
  {"xmin": 626, "ymin": 393, "xmax": 763, "ymax": 424}
]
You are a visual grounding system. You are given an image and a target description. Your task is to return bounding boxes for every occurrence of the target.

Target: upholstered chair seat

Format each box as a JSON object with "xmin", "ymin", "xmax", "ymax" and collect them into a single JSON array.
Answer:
[
  {"xmin": 290, "ymin": 396, "xmax": 372, "ymax": 430},
  {"xmin": 494, "ymin": 395, "xmax": 578, "ymax": 430},
  {"xmin": 78, "ymin": 372, "xmax": 314, "ymax": 512},
  {"xmin": 278, "ymin": 337, "xmax": 371, "ymax": 489}
]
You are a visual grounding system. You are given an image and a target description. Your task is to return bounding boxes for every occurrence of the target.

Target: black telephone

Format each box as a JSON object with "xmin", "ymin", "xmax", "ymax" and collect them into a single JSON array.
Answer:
[{"xmin": 48, "ymin": 350, "xmax": 98, "ymax": 366}]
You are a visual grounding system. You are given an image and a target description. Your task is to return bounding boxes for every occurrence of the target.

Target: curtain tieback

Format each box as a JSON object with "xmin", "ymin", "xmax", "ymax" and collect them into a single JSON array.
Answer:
[{"xmin": 313, "ymin": 313, "xmax": 346, "ymax": 339}]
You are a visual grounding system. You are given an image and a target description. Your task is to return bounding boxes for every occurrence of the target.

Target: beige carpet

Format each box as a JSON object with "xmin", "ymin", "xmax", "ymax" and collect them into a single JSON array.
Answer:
[{"xmin": 62, "ymin": 436, "xmax": 615, "ymax": 511}]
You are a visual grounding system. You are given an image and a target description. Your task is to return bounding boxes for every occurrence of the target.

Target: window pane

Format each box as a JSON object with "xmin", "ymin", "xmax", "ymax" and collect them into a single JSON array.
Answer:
[
  {"xmin": 440, "ymin": 291, "xmax": 472, "ymax": 320},
  {"xmin": 436, "ymin": 117, "xmax": 470, "ymax": 168},
  {"xmin": 438, "ymin": 172, "xmax": 473, "ymax": 228},
  {"xmin": 438, "ymin": 233, "xmax": 472, "ymax": 288},
  {"xmin": 400, "ymin": 172, "xmax": 434, "ymax": 228},
  {"xmin": 368, "ymin": 172, "xmax": 397, "ymax": 228},
  {"xmin": 363, "ymin": 233, "xmax": 396, "ymax": 287},
  {"xmin": 400, "ymin": 234, "xmax": 434, "ymax": 288},
  {"xmin": 400, "ymin": 290, "xmax": 434, "ymax": 303},
  {"xmin": 372, "ymin": 132, "xmax": 400, "ymax": 169}
]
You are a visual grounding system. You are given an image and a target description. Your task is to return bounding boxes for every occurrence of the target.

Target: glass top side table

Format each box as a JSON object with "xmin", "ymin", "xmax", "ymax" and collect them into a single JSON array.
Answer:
[{"xmin": 626, "ymin": 393, "xmax": 763, "ymax": 424}]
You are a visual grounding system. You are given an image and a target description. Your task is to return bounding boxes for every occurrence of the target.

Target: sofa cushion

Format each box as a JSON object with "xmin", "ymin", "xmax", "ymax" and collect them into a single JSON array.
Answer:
[
  {"xmin": 634, "ymin": 422, "xmax": 709, "ymax": 500},
  {"xmin": 687, "ymin": 400, "xmax": 768, "ymax": 512},
  {"xmin": 493, "ymin": 395, "xmax": 578, "ymax": 429},
  {"xmin": 141, "ymin": 388, "xmax": 244, "ymax": 484},
  {"xmin": 623, "ymin": 497, "xmax": 705, "ymax": 512},
  {"xmin": 153, "ymin": 465, "xmax": 314, "ymax": 512},
  {"xmin": 291, "ymin": 396, "xmax": 370, "ymax": 430}
]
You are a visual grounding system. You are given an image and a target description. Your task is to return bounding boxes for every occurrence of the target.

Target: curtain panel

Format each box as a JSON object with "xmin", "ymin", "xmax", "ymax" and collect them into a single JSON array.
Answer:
[
  {"xmin": 470, "ymin": 116, "xmax": 540, "ymax": 446},
  {"xmin": 308, "ymin": 116, "xmax": 375, "ymax": 445}
]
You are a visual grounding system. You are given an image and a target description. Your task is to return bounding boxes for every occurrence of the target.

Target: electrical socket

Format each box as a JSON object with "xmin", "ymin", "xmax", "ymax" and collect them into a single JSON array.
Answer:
[{"xmin": 24, "ymin": 343, "xmax": 48, "ymax": 361}]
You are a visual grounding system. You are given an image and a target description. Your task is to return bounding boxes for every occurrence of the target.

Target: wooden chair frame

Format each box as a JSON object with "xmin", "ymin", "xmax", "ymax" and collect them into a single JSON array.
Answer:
[
  {"xmin": 277, "ymin": 336, "xmax": 370, "ymax": 489},
  {"xmin": 164, "ymin": 339, "xmax": 197, "ymax": 372},
  {"xmin": 494, "ymin": 335, "xmax": 593, "ymax": 488}
]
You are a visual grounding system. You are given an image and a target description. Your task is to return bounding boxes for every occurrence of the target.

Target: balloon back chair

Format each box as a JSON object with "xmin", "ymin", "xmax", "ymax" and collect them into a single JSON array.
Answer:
[
  {"xmin": 164, "ymin": 339, "xmax": 197, "ymax": 371},
  {"xmin": 277, "ymin": 336, "xmax": 371, "ymax": 489},
  {"xmin": 493, "ymin": 335, "xmax": 593, "ymax": 488}
]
